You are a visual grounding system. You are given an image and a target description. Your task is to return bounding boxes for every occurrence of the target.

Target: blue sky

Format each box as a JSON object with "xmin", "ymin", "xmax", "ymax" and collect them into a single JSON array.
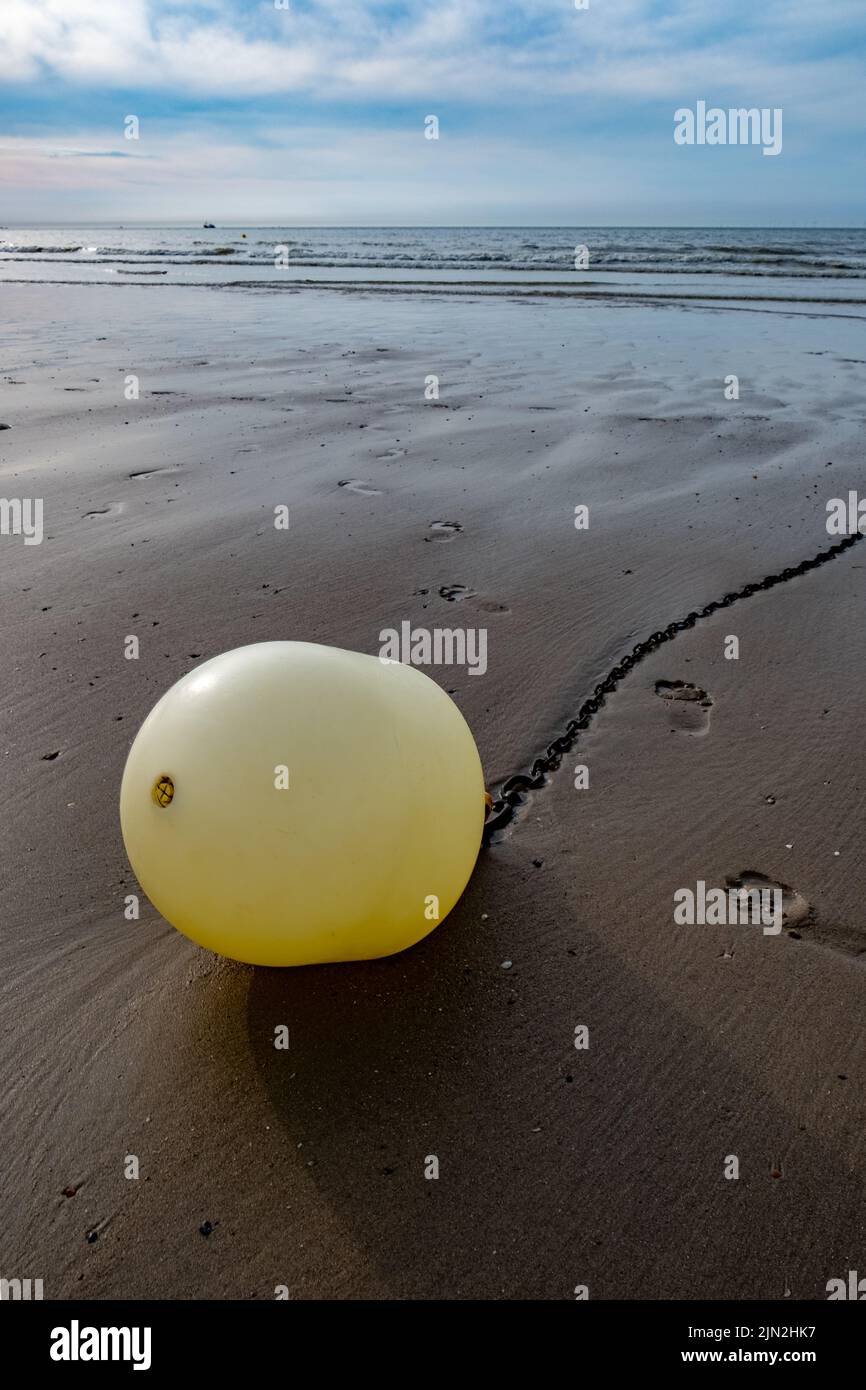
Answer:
[{"xmin": 1, "ymin": 0, "xmax": 864, "ymax": 225}]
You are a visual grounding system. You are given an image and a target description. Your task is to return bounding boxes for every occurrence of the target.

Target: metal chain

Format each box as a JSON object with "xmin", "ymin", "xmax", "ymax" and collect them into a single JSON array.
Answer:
[{"xmin": 483, "ymin": 531, "xmax": 864, "ymax": 842}]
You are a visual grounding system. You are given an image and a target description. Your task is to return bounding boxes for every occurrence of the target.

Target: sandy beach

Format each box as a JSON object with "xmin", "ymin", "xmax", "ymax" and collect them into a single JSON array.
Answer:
[{"xmin": 2, "ymin": 273, "xmax": 866, "ymax": 1299}]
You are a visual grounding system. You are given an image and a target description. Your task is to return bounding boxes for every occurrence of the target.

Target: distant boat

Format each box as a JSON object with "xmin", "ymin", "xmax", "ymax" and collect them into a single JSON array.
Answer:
[{"xmin": 203, "ymin": 222, "xmax": 215, "ymax": 229}]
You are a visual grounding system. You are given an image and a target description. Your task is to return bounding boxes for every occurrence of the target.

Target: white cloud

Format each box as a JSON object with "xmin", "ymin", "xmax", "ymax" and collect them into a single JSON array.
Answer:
[{"xmin": 0, "ymin": 0, "xmax": 863, "ymax": 115}]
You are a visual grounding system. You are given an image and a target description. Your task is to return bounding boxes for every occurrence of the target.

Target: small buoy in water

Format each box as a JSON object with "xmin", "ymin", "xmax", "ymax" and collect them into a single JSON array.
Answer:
[{"xmin": 120, "ymin": 642, "xmax": 485, "ymax": 966}]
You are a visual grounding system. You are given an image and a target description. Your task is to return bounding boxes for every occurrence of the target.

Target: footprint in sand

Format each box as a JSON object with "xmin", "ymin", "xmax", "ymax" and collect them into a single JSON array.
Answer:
[
  {"xmin": 725, "ymin": 872, "xmax": 866, "ymax": 957},
  {"xmin": 338, "ymin": 479, "xmax": 381, "ymax": 496},
  {"xmin": 655, "ymin": 679, "xmax": 713, "ymax": 734},
  {"xmin": 725, "ymin": 871, "xmax": 812, "ymax": 932},
  {"xmin": 439, "ymin": 584, "xmax": 476, "ymax": 602},
  {"xmin": 438, "ymin": 585, "xmax": 511, "ymax": 614},
  {"xmin": 425, "ymin": 521, "xmax": 462, "ymax": 543},
  {"xmin": 83, "ymin": 502, "xmax": 123, "ymax": 518},
  {"xmin": 129, "ymin": 467, "xmax": 177, "ymax": 481}
]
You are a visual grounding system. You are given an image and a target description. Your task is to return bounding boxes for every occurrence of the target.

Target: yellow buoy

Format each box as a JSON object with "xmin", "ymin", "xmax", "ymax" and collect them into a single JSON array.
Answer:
[{"xmin": 120, "ymin": 642, "xmax": 484, "ymax": 966}]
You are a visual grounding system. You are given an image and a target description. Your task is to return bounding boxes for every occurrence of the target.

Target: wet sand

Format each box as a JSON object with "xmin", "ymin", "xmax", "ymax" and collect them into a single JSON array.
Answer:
[{"xmin": 2, "ymin": 281, "xmax": 865, "ymax": 1298}]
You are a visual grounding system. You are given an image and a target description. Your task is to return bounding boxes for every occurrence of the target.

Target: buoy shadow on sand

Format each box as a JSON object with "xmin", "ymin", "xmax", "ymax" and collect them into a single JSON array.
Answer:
[
  {"xmin": 244, "ymin": 857, "xmax": 511, "ymax": 1293},
  {"xmin": 240, "ymin": 851, "xmax": 866, "ymax": 1298}
]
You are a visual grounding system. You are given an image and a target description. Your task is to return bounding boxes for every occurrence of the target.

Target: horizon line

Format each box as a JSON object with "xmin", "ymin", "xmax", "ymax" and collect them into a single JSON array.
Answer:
[{"xmin": 3, "ymin": 222, "xmax": 865, "ymax": 231}]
